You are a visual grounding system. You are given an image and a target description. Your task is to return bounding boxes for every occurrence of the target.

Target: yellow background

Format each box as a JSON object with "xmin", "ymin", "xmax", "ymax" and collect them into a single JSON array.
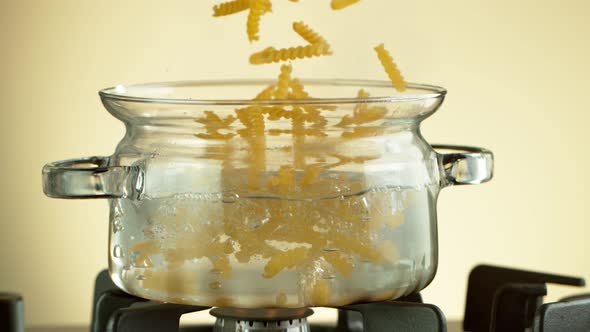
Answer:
[{"xmin": 1, "ymin": 0, "xmax": 589, "ymax": 326}]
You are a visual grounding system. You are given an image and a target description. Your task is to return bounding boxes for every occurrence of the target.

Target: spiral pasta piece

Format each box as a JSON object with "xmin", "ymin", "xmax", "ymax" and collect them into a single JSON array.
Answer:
[
  {"xmin": 259, "ymin": 0, "xmax": 273, "ymax": 13},
  {"xmin": 289, "ymin": 79, "xmax": 335, "ymax": 124},
  {"xmin": 289, "ymin": 78, "xmax": 310, "ymax": 99},
  {"xmin": 263, "ymin": 247, "xmax": 309, "ymax": 278},
  {"xmin": 341, "ymin": 126, "xmax": 385, "ymax": 139},
  {"xmin": 250, "ymin": 21, "xmax": 331, "ymax": 64},
  {"xmin": 324, "ymin": 251, "xmax": 353, "ymax": 277},
  {"xmin": 236, "ymin": 107, "xmax": 266, "ymax": 187},
  {"xmin": 337, "ymin": 106, "xmax": 388, "ymax": 127},
  {"xmin": 247, "ymin": 0, "xmax": 269, "ymax": 42},
  {"xmin": 331, "ymin": 0, "xmax": 361, "ymax": 10},
  {"xmin": 264, "ymin": 107, "xmax": 307, "ymax": 121},
  {"xmin": 254, "ymin": 84, "xmax": 276, "ymax": 100},
  {"xmin": 292, "ymin": 107, "xmax": 306, "ymax": 168},
  {"xmin": 212, "ymin": 0, "xmax": 251, "ymax": 17},
  {"xmin": 346, "ymin": 89, "xmax": 370, "ymax": 123},
  {"xmin": 275, "ymin": 64, "xmax": 292, "ymax": 99},
  {"xmin": 195, "ymin": 111, "xmax": 236, "ymax": 129},
  {"xmin": 195, "ymin": 111, "xmax": 236, "ymax": 140},
  {"xmin": 267, "ymin": 165, "xmax": 296, "ymax": 193},
  {"xmin": 250, "ymin": 43, "xmax": 331, "ymax": 64},
  {"xmin": 309, "ymin": 279, "xmax": 331, "ymax": 306},
  {"xmin": 293, "ymin": 21, "xmax": 328, "ymax": 46},
  {"xmin": 300, "ymin": 164, "xmax": 322, "ymax": 186},
  {"xmin": 374, "ymin": 43, "xmax": 407, "ymax": 92}
]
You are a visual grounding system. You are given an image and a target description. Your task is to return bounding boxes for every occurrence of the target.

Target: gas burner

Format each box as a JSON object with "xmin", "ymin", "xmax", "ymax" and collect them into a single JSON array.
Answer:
[{"xmin": 211, "ymin": 307, "xmax": 313, "ymax": 332}]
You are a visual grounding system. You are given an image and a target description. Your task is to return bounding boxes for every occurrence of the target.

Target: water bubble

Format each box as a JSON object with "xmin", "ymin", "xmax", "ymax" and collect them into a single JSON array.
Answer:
[
  {"xmin": 136, "ymin": 274, "xmax": 146, "ymax": 281},
  {"xmin": 152, "ymin": 224, "xmax": 165, "ymax": 236},
  {"xmin": 121, "ymin": 266, "xmax": 130, "ymax": 281},
  {"xmin": 133, "ymin": 256, "xmax": 153, "ymax": 268},
  {"xmin": 221, "ymin": 192, "xmax": 239, "ymax": 204},
  {"xmin": 313, "ymin": 224, "xmax": 329, "ymax": 233},
  {"xmin": 162, "ymin": 205, "xmax": 176, "ymax": 217},
  {"xmin": 249, "ymin": 217, "xmax": 269, "ymax": 230},
  {"xmin": 360, "ymin": 196, "xmax": 371, "ymax": 221},
  {"xmin": 210, "ymin": 266, "xmax": 231, "ymax": 278},
  {"xmin": 310, "ymin": 210, "xmax": 321, "ymax": 221},
  {"xmin": 112, "ymin": 219, "xmax": 125, "ymax": 233},
  {"xmin": 361, "ymin": 196, "xmax": 370, "ymax": 209},
  {"xmin": 180, "ymin": 222, "xmax": 195, "ymax": 233},
  {"xmin": 209, "ymin": 281, "xmax": 222, "ymax": 290},
  {"xmin": 113, "ymin": 203, "xmax": 123, "ymax": 216},
  {"xmin": 113, "ymin": 245, "xmax": 124, "ymax": 258},
  {"xmin": 111, "ymin": 205, "xmax": 124, "ymax": 233},
  {"xmin": 150, "ymin": 149, "xmax": 160, "ymax": 159}
]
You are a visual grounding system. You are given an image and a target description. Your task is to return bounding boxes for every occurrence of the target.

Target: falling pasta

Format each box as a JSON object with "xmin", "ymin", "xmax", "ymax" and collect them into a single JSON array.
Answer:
[
  {"xmin": 250, "ymin": 21, "xmax": 332, "ymax": 64},
  {"xmin": 250, "ymin": 43, "xmax": 331, "ymax": 64},
  {"xmin": 275, "ymin": 64, "xmax": 292, "ymax": 99},
  {"xmin": 374, "ymin": 43, "xmax": 407, "ymax": 92},
  {"xmin": 246, "ymin": 0, "xmax": 272, "ymax": 42},
  {"xmin": 293, "ymin": 21, "xmax": 329, "ymax": 46},
  {"xmin": 212, "ymin": 0, "xmax": 251, "ymax": 17},
  {"xmin": 134, "ymin": 0, "xmax": 415, "ymax": 306},
  {"xmin": 331, "ymin": 0, "xmax": 361, "ymax": 10}
]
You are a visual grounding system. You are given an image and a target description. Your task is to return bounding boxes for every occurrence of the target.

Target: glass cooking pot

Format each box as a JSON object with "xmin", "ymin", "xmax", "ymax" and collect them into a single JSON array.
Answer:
[{"xmin": 42, "ymin": 80, "xmax": 493, "ymax": 308}]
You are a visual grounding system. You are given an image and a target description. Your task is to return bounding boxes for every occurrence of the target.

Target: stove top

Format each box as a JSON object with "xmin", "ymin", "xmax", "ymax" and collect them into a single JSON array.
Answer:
[
  {"xmin": 25, "ymin": 324, "xmax": 465, "ymax": 332},
  {"xmin": 2, "ymin": 265, "xmax": 589, "ymax": 332}
]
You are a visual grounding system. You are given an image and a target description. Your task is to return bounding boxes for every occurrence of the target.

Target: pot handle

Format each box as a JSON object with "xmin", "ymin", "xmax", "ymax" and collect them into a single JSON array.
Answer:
[
  {"xmin": 433, "ymin": 145, "xmax": 494, "ymax": 187},
  {"xmin": 42, "ymin": 156, "xmax": 142, "ymax": 199}
]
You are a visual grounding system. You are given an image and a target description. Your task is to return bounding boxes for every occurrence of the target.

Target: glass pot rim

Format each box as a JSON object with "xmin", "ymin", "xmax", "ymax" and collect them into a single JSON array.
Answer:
[{"xmin": 99, "ymin": 79, "xmax": 446, "ymax": 106}]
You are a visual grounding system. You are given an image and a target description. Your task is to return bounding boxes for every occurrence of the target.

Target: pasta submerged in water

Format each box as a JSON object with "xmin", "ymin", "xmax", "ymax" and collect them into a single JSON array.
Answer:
[{"xmin": 134, "ymin": 1, "xmax": 411, "ymax": 306}]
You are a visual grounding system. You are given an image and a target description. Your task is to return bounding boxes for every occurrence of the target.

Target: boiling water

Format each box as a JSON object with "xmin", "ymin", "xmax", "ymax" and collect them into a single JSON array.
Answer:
[{"xmin": 109, "ymin": 185, "xmax": 438, "ymax": 307}]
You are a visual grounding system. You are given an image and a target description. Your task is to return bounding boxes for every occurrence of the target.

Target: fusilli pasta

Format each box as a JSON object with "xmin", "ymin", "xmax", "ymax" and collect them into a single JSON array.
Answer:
[
  {"xmin": 293, "ymin": 21, "xmax": 328, "ymax": 46},
  {"xmin": 250, "ymin": 43, "xmax": 331, "ymax": 64},
  {"xmin": 331, "ymin": 0, "xmax": 361, "ymax": 10},
  {"xmin": 212, "ymin": 0, "xmax": 251, "ymax": 17},
  {"xmin": 247, "ymin": 0, "xmax": 270, "ymax": 42},
  {"xmin": 374, "ymin": 43, "xmax": 407, "ymax": 92}
]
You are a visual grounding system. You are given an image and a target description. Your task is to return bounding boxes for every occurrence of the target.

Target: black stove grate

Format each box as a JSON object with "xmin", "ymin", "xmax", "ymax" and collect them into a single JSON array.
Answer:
[
  {"xmin": 90, "ymin": 270, "xmax": 446, "ymax": 332},
  {"xmin": 464, "ymin": 264, "xmax": 588, "ymax": 332}
]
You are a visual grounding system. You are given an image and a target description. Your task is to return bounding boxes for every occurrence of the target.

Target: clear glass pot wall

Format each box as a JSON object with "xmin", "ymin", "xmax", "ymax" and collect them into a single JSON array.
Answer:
[{"xmin": 42, "ymin": 80, "xmax": 493, "ymax": 307}]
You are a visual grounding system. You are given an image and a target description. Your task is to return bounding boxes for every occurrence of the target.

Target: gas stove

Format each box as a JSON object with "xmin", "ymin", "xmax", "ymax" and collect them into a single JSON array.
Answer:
[{"xmin": 2, "ymin": 265, "xmax": 589, "ymax": 332}]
